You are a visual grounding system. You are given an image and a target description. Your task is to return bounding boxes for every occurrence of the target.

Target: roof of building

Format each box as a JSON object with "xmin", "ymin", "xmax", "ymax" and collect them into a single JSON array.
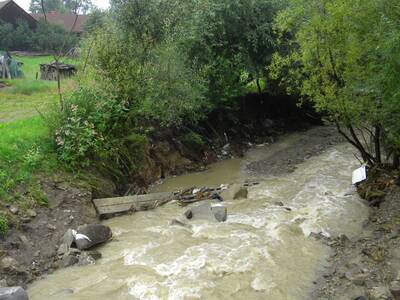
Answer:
[
  {"xmin": 31, "ymin": 11, "xmax": 88, "ymax": 33},
  {"xmin": 0, "ymin": 0, "xmax": 10, "ymax": 10},
  {"xmin": 0, "ymin": 0, "xmax": 38, "ymax": 29}
]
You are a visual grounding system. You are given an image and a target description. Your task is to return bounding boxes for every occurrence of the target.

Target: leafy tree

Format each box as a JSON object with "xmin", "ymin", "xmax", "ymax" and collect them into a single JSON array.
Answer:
[
  {"xmin": 29, "ymin": 0, "xmax": 93, "ymax": 14},
  {"xmin": 183, "ymin": 0, "xmax": 282, "ymax": 108},
  {"xmin": 271, "ymin": 0, "xmax": 400, "ymax": 167},
  {"xmin": 33, "ymin": 19, "xmax": 78, "ymax": 52}
]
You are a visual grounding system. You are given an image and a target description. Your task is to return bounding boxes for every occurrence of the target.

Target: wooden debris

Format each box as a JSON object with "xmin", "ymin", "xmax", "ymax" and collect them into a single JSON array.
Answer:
[
  {"xmin": 40, "ymin": 62, "xmax": 76, "ymax": 80},
  {"xmin": 92, "ymin": 192, "xmax": 176, "ymax": 217}
]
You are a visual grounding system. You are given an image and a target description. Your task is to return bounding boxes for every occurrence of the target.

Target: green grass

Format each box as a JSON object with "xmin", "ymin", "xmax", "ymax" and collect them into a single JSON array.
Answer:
[
  {"xmin": 0, "ymin": 55, "xmax": 77, "ymax": 122},
  {"xmin": 0, "ymin": 116, "xmax": 58, "ymax": 202}
]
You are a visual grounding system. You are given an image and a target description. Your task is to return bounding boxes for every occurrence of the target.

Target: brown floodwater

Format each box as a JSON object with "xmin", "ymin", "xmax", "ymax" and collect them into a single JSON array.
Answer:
[{"xmin": 28, "ymin": 135, "xmax": 369, "ymax": 300}]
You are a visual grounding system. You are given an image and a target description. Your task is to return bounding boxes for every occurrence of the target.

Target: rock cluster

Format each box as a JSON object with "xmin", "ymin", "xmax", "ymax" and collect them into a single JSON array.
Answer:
[{"xmin": 57, "ymin": 224, "xmax": 112, "ymax": 269}]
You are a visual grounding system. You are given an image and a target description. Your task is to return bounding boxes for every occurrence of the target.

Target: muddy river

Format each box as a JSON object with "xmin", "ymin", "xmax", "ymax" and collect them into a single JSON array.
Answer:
[{"xmin": 28, "ymin": 133, "xmax": 369, "ymax": 299}]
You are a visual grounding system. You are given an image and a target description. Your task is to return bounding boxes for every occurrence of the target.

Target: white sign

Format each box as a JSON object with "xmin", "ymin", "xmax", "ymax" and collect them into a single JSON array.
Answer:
[{"xmin": 352, "ymin": 166, "xmax": 367, "ymax": 185}]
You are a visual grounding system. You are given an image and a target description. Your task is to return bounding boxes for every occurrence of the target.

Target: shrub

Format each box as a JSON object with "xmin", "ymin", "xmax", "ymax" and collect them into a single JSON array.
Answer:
[{"xmin": 181, "ymin": 132, "xmax": 205, "ymax": 151}]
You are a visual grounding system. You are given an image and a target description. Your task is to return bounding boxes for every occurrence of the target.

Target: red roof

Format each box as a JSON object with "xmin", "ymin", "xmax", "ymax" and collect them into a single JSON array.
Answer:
[{"xmin": 31, "ymin": 11, "xmax": 88, "ymax": 33}]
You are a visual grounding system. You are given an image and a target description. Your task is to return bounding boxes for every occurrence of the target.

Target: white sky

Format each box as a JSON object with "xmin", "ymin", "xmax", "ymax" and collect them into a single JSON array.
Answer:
[{"xmin": 14, "ymin": 0, "xmax": 110, "ymax": 12}]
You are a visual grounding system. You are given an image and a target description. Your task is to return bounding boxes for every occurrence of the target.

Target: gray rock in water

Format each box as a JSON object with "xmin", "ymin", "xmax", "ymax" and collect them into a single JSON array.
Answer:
[
  {"xmin": 0, "ymin": 287, "xmax": 28, "ymax": 300},
  {"xmin": 212, "ymin": 206, "xmax": 227, "ymax": 222},
  {"xmin": 184, "ymin": 203, "xmax": 227, "ymax": 222},
  {"xmin": 75, "ymin": 225, "xmax": 112, "ymax": 250}
]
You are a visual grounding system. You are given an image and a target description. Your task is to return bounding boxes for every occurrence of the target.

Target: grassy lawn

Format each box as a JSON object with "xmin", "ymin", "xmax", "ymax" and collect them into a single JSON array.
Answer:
[
  {"xmin": 0, "ymin": 117, "xmax": 57, "ymax": 202},
  {"xmin": 0, "ymin": 55, "xmax": 76, "ymax": 122},
  {"xmin": 0, "ymin": 55, "xmax": 77, "ymax": 209}
]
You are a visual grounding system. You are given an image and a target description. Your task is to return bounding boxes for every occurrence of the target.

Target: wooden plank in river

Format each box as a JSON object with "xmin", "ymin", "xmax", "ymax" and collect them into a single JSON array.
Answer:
[{"xmin": 93, "ymin": 192, "xmax": 176, "ymax": 217}]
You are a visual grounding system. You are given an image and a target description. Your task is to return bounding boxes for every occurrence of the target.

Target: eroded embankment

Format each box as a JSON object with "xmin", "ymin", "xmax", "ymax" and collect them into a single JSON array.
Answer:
[{"xmin": 313, "ymin": 184, "xmax": 400, "ymax": 299}]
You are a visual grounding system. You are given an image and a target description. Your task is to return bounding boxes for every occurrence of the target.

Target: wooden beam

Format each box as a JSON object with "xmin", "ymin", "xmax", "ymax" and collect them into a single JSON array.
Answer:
[{"xmin": 92, "ymin": 192, "xmax": 176, "ymax": 217}]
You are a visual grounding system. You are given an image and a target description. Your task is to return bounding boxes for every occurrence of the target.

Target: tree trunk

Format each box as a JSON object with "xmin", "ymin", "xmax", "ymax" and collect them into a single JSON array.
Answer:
[{"xmin": 256, "ymin": 77, "xmax": 262, "ymax": 95}]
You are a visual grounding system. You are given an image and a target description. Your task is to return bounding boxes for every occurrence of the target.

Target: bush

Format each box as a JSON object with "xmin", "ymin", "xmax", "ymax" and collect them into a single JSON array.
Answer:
[{"xmin": 181, "ymin": 132, "xmax": 205, "ymax": 151}]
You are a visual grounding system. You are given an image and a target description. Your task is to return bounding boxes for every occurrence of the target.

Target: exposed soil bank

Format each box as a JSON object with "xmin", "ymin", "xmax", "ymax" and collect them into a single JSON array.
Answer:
[{"xmin": 313, "ymin": 182, "xmax": 400, "ymax": 299}]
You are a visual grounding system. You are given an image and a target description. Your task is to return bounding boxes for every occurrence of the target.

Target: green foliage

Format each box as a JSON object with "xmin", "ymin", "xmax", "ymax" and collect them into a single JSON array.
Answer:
[
  {"xmin": 0, "ymin": 20, "xmax": 78, "ymax": 52},
  {"xmin": 33, "ymin": 20, "xmax": 78, "ymax": 53},
  {"xmin": 181, "ymin": 132, "xmax": 205, "ymax": 151},
  {"xmin": 0, "ymin": 214, "xmax": 8, "ymax": 235},
  {"xmin": 29, "ymin": 0, "xmax": 93, "ymax": 14},
  {"xmin": 183, "ymin": 0, "xmax": 282, "ymax": 105},
  {"xmin": 272, "ymin": 0, "xmax": 400, "ymax": 166}
]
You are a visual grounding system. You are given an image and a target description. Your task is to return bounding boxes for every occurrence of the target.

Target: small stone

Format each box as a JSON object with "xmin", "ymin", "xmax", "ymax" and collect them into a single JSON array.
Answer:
[
  {"xmin": 389, "ymin": 281, "xmax": 400, "ymax": 299},
  {"xmin": 369, "ymin": 286, "xmax": 393, "ymax": 300},
  {"xmin": 26, "ymin": 209, "xmax": 37, "ymax": 218},
  {"xmin": 34, "ymin": 250, "xmax": 40, "ymax": 257},
  {"xmin": 9, "ymin": 205, "xmax": 18, "ymax": 215},
  {"xmin": 47, "ymin": 224, "xmax": 56, "ymax": 231},
  {"xmin": 62, "ymin": 229, "xmax": 75, "ymax": 248},
  {"xmin": 61, "ymin": 255, "xmax": 79, "ymax": 268},
  {"xmin": 86, "ymin": 250, "xmax": 102, "ymax": 260},
  {"xmin": 0, "ymin": 256, "xmax": 18, "ymax": 271},
  {"xmin": 274, "ymin": 201, "xmax": 284, "ymax": 206},
  {"xmin": 345, "ymin": 271, "xmax": 367, "ymax": 286},
  {"xmin": 77, "ymin": 252, "xmax": 95, "ymax": 266},
  {"xmin": 354, "ymin": 296, "xmax": 368, "ymax": 300},
  {"xmin": 19, "ymin": 235, "xmax": 30, "ymax": 246},
  {"xmin": 57, "ymin": 244, "xmax": 68, "ymax": 256}
]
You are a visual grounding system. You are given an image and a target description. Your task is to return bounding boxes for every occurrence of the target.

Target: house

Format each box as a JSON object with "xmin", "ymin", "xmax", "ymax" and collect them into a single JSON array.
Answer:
[
  {"xmin": 31, "ymin": 11, "xmax": 88, "ymax": 35},
  {"xmin": 0, "ymin": 0, "xmax": 37, "ymax": 29}
]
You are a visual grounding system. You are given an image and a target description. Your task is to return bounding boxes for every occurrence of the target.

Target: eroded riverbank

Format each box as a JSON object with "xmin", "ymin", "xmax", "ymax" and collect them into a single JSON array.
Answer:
[{"xmin": 26, "ymin": 126, "xmax": 372, "ymax": 299}]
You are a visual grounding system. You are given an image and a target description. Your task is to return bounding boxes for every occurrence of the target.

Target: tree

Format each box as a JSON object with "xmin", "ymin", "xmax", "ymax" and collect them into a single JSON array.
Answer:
[
  {"xmin": 182, "ymin": 0, "xmax": 282, "ymax": 107},
  {"xmin": 29, "ymin": 0, "xmax": 93, "ymax": 14},
  {"xmin": 271, "ymin": 0, "xmax": 400, "ymax": 167}
]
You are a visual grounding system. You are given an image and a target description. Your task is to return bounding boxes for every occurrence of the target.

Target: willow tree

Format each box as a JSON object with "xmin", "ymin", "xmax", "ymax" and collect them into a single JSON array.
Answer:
[{"xmin": 271, "ymin": 0, "xmax": 400, "ymax": 167}]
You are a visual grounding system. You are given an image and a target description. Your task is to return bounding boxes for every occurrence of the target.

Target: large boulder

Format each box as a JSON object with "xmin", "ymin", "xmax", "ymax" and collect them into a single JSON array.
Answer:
[
  {"xmin": 74, "ymin": 225, "xmax": 112, "ymax": 250},
  {"xmin": 184, "ymin": 203, "xmax": 227, "ymax": 222},
  {"xmin": 0, "ymin": 287, "xmax": 28, "ymax": 300},
  {"xmin": 220, "ymin": 184, "xmax": 248, "ymax": 200}
]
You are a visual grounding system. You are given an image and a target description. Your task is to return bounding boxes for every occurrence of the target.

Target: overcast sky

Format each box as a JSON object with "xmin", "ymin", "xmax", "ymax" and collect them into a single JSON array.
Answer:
[{"xmin": 14, "ymin": 0, "xmax": 110, "ymax": 12}]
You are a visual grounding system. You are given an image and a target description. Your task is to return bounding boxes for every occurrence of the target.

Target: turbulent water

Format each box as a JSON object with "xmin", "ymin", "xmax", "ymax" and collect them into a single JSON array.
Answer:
[{"xmin": 28, "ymin": 136, "xmax": 369, "ymax": 300}]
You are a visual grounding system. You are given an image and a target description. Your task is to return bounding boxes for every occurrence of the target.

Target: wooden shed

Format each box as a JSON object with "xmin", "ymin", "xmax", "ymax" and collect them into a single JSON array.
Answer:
[{"xmin": 0, "ymin": 0, "xmax": 37, "ymax": 29}]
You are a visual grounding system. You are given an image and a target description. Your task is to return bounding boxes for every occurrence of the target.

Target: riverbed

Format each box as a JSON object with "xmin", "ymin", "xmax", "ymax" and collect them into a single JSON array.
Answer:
[{"xmin": 28, "ymin": 127, "xmax": 370, "ymax": 299}]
